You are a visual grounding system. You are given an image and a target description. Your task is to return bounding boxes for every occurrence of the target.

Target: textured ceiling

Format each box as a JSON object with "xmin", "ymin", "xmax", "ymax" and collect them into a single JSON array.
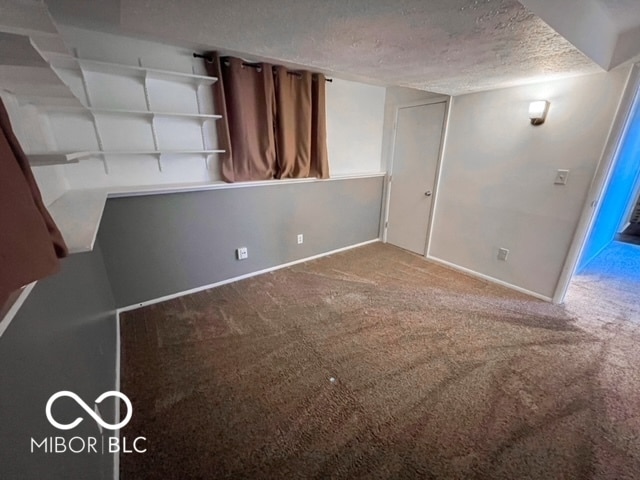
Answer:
[
  {"xmin": 117, "ymin": 0, "xmax": 600, "ymax": 95},
  {"xmin": 45, "ymin": 0, "xmax": 640, "ymax": 95}
]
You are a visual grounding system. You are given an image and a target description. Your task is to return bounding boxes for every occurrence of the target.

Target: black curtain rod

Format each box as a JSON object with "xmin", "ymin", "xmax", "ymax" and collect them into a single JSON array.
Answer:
[
  {"xmin": 193, "ymin": 53, "xmax": 332, "ymax": 82},
  {"xmin": 193, "ymin": 53, "xmax": 214, "ymax": 62}
]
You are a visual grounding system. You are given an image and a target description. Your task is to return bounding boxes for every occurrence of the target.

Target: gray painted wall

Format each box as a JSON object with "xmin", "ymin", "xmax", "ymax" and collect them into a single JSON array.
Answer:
[
  {"xmin": 0, "ymin": 242, "xmax": 117, "ymax": 480},
  {"xmin": 99, "ymin": 176, "xmax": 384, "ymax": 308}
]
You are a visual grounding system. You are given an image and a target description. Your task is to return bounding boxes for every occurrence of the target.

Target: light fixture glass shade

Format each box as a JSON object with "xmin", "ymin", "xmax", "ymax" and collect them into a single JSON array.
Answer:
[{"xmin": 529, "ymin": 100, "xmax": 549, "ymax": 125}]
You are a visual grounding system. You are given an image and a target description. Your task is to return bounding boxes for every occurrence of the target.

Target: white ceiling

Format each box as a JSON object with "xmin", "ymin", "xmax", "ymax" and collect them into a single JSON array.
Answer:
[{"xmin": 45, "ymin": 0, "xmax": 640, "ymax": 96}]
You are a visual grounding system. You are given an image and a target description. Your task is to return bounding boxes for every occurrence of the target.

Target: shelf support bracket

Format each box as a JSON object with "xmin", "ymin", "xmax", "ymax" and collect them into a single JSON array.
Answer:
[
  {"xmin": 142, "ymin": 69, "xmax": 162, "ymax": 172},
  {"xmin": 77, "ymin": 49, "xmax": 109, "ymax": 175}
]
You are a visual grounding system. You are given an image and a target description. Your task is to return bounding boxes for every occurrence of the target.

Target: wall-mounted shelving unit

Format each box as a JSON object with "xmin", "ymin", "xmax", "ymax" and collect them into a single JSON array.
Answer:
[
  {"xmin": 44, "ymin": 53, "xmax": 219, "ymax": 85},
  {"xmin": 2, "ymin": 17, "xmax": 231, "ymax": 254},
  {"xmin": 24, "ymin": 51, "xmax": 225, "ymax": 174}
]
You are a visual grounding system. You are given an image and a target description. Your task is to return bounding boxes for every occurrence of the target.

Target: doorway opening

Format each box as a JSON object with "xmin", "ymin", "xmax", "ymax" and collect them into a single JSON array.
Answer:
[
  {"xmin": 618, "ymin": 196, "xmax": 640, "ymax": 246},
  {"xmin": 563, "ymin": 69, "xmax": 640, "ymax": 318},
  {"xmin": 576, "ymin": 76, "xmax": 640, "ymax": 270}
]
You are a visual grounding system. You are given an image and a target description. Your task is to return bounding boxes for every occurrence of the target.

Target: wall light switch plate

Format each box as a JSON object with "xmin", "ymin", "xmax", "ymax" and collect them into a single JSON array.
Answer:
[
  {"xmin": 554, "ymin": 169, "xmax": 570, "ymax": 185},
  {"xmin": 236, "ymin": 247, "xmax": 248, "ymax": 260},
  {"xmin": 498, "ymin": 247, "xmax": 509, "ymax": 261}
]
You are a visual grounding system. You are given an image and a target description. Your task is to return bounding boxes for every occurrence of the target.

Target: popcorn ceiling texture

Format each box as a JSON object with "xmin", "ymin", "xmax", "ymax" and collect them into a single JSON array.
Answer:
[{"xmin": 122, "ymin": 0, "xmax": 601, "ymax": 95}]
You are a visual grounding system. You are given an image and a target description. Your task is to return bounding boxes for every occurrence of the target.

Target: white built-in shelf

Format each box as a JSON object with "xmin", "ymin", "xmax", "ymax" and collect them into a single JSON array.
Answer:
[
  {"xmin": 42, "ymin": 52, "xmax": 80, "ymax": 70},
  {"xmin": 28, "ymin": 151, "xmax": 88, "ymax": 166},
  {"xmin": 79, "ymin": 59, "xmax": 218, "ymax": 85},
  {"xmin": 28, "ymin": 149, "xmax": 225, "ymax": 166},
  {"xmin": 39, "ymin": 105, "xmax": 222, "ymax": 120},
  {"xmin": 27, "ymin": 51, "xmax": 223, "ymax": 175},
  {"xmin": 47, "ymin": 189, "xmax": 108, "ymax": 254},
  {"xmin": 97, "ymin": 149, "xmax": 225, "ymax": 156},
  {"xmin": 46, "ymin": 54, "xmax": 217, "ymax": 85},
  {"xmin": 16, "ymin": 95, "xmax": 84, "ymax": 107},
  {"xmin": 94, "ymin": 108, "xmax": 222, "ymax": 120}
]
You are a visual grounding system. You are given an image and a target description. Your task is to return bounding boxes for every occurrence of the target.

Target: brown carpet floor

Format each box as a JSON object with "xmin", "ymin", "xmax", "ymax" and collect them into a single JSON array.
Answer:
[{"xmin": 120, "ymin": 242, "xmax": 640, "ymax": 479}]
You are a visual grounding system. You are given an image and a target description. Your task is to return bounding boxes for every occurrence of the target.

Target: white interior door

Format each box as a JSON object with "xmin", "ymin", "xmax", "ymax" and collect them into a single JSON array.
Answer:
[{"xmin": 386, "ymin": 101, "xmax": 446, "ymax": 255}]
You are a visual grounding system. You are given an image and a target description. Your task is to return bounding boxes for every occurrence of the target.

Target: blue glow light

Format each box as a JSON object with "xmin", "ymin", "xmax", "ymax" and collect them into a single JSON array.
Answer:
[
  {"xmin": 578, "ymin": 94, "xmax": 640, "ymax": 271},
  {"xmin": 579, "ymin": 241, "xmax": 640, "ymax": 283}
]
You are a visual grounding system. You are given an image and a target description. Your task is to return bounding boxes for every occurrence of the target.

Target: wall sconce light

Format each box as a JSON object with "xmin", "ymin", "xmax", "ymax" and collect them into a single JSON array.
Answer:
[{"xmin": 529, "ymin": 100, "xmax": 550, "ymax": 125}]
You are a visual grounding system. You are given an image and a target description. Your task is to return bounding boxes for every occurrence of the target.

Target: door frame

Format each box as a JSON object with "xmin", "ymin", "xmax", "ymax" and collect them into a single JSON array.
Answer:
[
  {"xmin": 382, "ymin": 98, "xmax": 451, "ymax": 256},
  {"xmin": 552, "ymin": 64, "xmax": 640, "ymax": 304}
]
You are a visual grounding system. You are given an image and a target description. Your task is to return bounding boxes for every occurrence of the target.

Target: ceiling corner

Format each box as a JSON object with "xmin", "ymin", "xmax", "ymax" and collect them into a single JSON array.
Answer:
[
  {"xmin": 610, "ymin": 24, "xmax": 640, "ymax": 69},
  {"xmin": 519, "ymin": 0, "xmax": 618, "ymax": 70}
]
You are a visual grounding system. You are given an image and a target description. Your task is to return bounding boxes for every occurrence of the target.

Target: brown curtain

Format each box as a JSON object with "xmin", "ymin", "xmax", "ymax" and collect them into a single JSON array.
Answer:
[
  {"xmin": 274, "ymin": 67, "xmax": 312, "ymax": 179},
  {"xmin": 0, "ymin": 98, "xmax": 68, "ymax": 306},
  {"xmin": 208, "ymin": 55, "xmax": 277, "ymax": 182},
  {"xmin": 204, "ymin": 53, "xmax": 233, "ymax": 181},
  {"xmin": 310, "ymin": 73, "xmax": 330, "ymax": 179},
  {"xmin": 207, "ymin": 53, "xmax": 329, "ymax": 182}
]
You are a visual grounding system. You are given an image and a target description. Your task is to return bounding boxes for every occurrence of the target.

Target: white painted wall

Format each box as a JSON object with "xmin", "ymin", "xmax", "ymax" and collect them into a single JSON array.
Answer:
[
  {"xmin": 429, "ymin": 67, "xmax": 630, "ymax": 300},
  {"xmin": 326, "ymin": 78, "xmax": 385, "ymax": 175}
]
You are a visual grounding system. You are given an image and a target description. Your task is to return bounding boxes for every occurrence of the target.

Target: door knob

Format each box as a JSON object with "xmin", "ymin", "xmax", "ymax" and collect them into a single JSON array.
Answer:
[{"xmin": 424, "ymin": 191, "xmax": 432, "ymax": 197}]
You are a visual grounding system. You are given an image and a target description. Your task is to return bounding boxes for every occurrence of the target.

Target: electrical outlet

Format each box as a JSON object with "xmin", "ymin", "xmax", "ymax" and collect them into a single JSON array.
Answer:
[
  {"xmin": 236, "ymin": 247, "xmax": 248, "ymax": 260},
  {"xmin": 554, "ymin": 169, "xmax": 570, "ymax": 185},
  {"xmin": 297, "ymin": 234, "xmax": 304, "ymax": 244},
  {"xmin": 498, "ymin": 247, "xmax": 509, "ymax": 261}
]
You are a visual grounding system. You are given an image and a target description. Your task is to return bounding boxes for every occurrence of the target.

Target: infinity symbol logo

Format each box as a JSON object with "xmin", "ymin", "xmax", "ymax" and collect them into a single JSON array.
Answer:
[{"xmin": 46, "ymin": 391, "xmax": 133, "ymax": 431}]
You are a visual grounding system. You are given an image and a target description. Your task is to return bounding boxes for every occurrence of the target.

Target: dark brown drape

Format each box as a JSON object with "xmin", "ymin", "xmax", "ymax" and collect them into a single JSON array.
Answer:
[
  {"xmin": 207, "ymin": 53, "xmax": 329, "ymax": 182},
  {"xmin": 204, "ymin": 53, "xmax": 233, "ymax": 181},
  {"xmin": 274, "ymin": 67, "xmax": 312, "ymax": 179},
  {"xmin": 310, "ymin": 73, "xmax": 330, "ymax": 179},
  {"xmin": 208, "ymin": 55, "xmax": 277, "ymax": 182},
  {"xmin": 0, "ymin": 98, "xmax": 68, "ymax": 306}
]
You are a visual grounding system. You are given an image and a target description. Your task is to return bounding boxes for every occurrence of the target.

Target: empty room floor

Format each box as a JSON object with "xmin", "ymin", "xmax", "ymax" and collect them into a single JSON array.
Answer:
[{"xmin": 120, "ymin": 242, "xmax": 640, "ymax": 479}]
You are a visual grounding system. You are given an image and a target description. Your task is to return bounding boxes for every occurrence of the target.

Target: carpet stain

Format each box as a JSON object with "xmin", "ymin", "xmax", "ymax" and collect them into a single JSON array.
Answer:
[{"xmin": 120, "ymin": 242, "xmax": 640, "ymax": 479}]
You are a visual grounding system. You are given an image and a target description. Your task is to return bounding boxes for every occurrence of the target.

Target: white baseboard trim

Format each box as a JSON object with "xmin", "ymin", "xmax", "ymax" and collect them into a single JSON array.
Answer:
[
  {"xmin": 426, "ymin": 255, "xmax": 553, "ymax": 303},
  {"xmin": 118, "ymin": 239, "xmax": 380, "ymax": 313},
  {"xmin": 113, "ymin": 238, "xmax": 377, "ymax": 478},
  {"xmin": 113, "ymin": 310, "xmax": 121, "ymax": 480}
]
